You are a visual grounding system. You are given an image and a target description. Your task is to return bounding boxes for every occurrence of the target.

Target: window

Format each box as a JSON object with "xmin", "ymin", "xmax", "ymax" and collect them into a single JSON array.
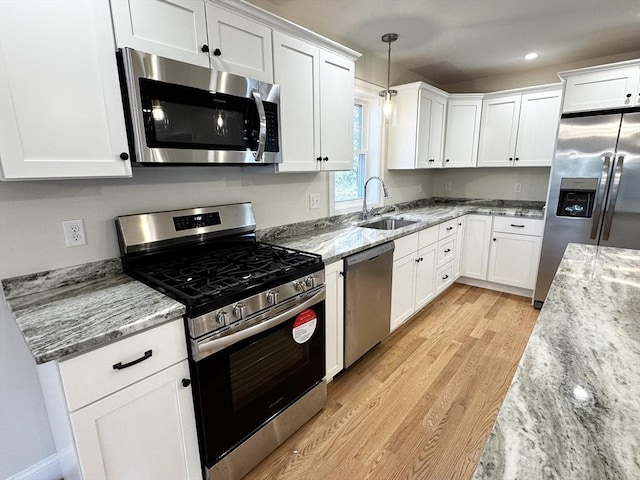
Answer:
[
  {"xmin": 331, "ymin": 80, "xmax": 382, "ymax": 215},
  {"xmin": 334, "ymin": 103, "xmax": 366, "ymax": 203}
]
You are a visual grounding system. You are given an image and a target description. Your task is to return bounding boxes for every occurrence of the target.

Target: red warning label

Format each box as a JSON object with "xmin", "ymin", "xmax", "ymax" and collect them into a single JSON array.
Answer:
[{"xmin": 292, "ymin": 309, "xmax": 317, "ymax": 344}]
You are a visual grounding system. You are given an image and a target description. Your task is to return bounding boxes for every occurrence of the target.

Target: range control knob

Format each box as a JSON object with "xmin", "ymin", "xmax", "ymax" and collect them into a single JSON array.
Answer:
[
  {"xmin": 215, "ymin": 311, "xmax": 229, "ymax": 326},
  {"xmin": 266, "ymin": 290, "xmax": 279, "ymax": 305},
  {"xmin": 233, "ymin": 303, "xmax": 246, "ymax": 319},
  {"xmin": 294, "ymin": 280, "xmax": 307, "ymax": 292},
  {"xmin": 305, "ymin": 276, "xmax": 316, "ymax": 288}
]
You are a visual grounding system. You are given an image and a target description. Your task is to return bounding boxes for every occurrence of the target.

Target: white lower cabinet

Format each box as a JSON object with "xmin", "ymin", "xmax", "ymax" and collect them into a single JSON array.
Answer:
[
  {"xmin": 460, "ymin": 215, "xmax": 543, "ymax": 292},
  {"xmin": 461, "ymin": 215, "xmax": 493, "ymax": 280},
  {"xmin": 71, "ymin": 360, "xmax": 201, "ymax": 480},
  {"xmin": 487, "ymin": 217, "xmax": 543, "ymax": 289},
  {"xmin": 453, "ymin": 217, "xmax": 465, "ymax": 279},
  {"xmin": 390, "ymin": 220, "xmax": 463, "ymax": 332},
  {"xmin": 324, "ymin": 260, "xmax": 344, "ymax": 381},
  {"xmin": 37, "ymin": 319, "xmax": 202, "ymax": 480}
]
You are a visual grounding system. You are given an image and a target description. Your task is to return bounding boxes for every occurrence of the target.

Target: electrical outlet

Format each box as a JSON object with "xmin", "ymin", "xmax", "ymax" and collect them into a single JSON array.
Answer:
[
  {"xmin": 309, "ymin": 193, "xmax": 320, "ymax": 210},
  {"xmin": 514, "ymin": 183, "xmax": 522, "ymax": 193},
  {"xmin": 444, "ymin": 182, "xmax": 452, "ymax": 192},
  {"xmin": 63, "ymin": 219, "xmax": 87, "ymax": 247}
]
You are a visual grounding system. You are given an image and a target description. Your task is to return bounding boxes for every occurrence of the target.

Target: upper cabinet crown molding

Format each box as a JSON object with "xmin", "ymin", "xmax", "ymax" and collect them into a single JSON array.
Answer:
[{"xmin": 558, "ymin": 59, "xmax": 640, "ymax": 113}]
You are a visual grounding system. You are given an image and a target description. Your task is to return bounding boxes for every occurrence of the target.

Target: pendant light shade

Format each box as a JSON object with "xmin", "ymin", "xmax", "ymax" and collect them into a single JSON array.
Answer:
[{"xmin": 379, "ymin": 33, "xmax": 398, "ymax": 121}]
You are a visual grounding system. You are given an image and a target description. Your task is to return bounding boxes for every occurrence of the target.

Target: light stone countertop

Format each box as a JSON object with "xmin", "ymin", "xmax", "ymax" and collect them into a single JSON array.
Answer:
[
  {"xmin": 1, "ymin": 198, "xmax": 543, "ymax": 364},
  {"xmin": 472, "ymin": 243, "xmax": 640, "ymax": 480},
  {"xmin": 2, "ymin": 259, "xmax": 185, "ymax": 364},
  {"xmin": 260, "ymin": 198, "xmax": 544, "ymax": 264}
]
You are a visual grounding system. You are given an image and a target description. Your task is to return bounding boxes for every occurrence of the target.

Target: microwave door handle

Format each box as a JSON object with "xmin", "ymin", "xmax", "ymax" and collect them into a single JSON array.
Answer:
[
  {"xmin": 252, "ymin": 91, "xmax": 267, "ymax": 162},
  {"xmin": 601, "ymin": 155, "xmax": 624, "ymax": 241},
  {"xmin": 590, "ymin": 155, "xmax": 611, "ymax": 239}
]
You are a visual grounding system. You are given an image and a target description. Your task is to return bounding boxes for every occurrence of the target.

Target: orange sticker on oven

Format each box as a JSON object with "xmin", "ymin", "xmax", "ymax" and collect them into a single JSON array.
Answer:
[{"xmin": 292, "ymin": 309, "xmax": 317, "ymax": 344}]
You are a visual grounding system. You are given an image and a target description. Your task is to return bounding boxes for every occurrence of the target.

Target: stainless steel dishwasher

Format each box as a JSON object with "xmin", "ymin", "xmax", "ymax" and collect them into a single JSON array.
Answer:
[{"xmin": 343, "ymin": 241, "xmax": 394, "ymax": 368}]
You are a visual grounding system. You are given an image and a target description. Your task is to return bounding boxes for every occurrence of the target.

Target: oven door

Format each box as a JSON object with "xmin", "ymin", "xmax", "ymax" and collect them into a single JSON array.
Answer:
[{"xmin": 190, "ymin": 288, "xmax": 325, "ymax": 468}]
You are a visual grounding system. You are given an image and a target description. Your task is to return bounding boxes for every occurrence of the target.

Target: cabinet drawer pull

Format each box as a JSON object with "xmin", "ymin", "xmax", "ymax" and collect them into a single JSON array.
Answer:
[
  {"xmin": 113, "ymin": 350, "xmax": 152, "ymax": 370},
  {"xmin": 444, "ymin": 248, "xmax": 451, "ymax": 253},
  {"xmin": 446, "ymin": 226, "xmax": 453, "ymax": 231},
  {"xmin": 510, "ymin": 224, "xmax": 525, "ymax": 228},
  {"xmin": 442, "ymin": 274, "xmax": 449, "ymax": 280}
]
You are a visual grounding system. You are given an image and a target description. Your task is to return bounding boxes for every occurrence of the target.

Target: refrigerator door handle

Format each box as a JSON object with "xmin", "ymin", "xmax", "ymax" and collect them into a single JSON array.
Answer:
[
  {"xmin": 590, "ymin": 155, "xmax": 611, "ymax": 240},
  {"xmin": 601, "ymin": 156, "xmax": 624, "ymax": 241}
]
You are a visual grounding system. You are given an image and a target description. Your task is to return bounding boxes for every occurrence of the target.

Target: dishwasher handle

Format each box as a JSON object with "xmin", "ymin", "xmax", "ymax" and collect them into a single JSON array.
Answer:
[{"xmin": 344, "ymin": 241, "xmax": 395, "ymax": 269}]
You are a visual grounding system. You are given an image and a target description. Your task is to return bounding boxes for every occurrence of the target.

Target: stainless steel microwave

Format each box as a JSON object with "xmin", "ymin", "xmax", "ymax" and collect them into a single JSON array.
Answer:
[{"xmin": 119, "ymin": 48, "xmax": 281, "ymax": 165}]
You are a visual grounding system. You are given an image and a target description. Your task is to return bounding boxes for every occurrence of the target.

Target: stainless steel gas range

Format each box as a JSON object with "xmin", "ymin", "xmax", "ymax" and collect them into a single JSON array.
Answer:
[{"xmin": 116, "ymin": 203, "xmax": 326, "ymax": 480}]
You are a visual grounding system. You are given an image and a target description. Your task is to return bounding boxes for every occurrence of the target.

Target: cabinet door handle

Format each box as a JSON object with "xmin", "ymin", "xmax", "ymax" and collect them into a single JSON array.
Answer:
[
  {"xmin": 213, "ymin": 48, "xmax": 222, "ymax": 57},
  {"xmin": 444, "ymin": 248, "xmax": 451, "ymax": 253},
  {"xmin": 493, "ymin": 238, "xmax": 497, "ymax": 241},
  {"xmin": 626, "ymin": 93, "xmax": 632, "ymax": 98},
  {"xmin": 113, "ymin": 350, "xmax": 152, "ymax": 370},
  {"xmin": 446, "ymin": 226, "xmax": 453, "ymax": 231},
  {"xmin": 510, "ymin": 224, "xmax": 525, "ymax": 228},
  {"xmin": 323, "ymin": 157, "xmax": 329, "ymax": 162},
  {"xmin": 201, "ymin": 44, "xmax": 209, "ymax": 53},
  {"xmin": 181, "ymin": 378, "xmax": 191, "ymax": 387},
  {"xmin": 509, "ymin": 157, "xmax": 513, "ymax": 161},
  {"xmin": 316, "ymin": 156, "xmax": 322, "ymax": 161},
  {"xmin": 119, "ymin": 152, "xmax": 129, "ymax": 161}
]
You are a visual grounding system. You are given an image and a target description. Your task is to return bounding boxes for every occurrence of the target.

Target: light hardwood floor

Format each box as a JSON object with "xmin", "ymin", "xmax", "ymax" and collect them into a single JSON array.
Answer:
[{"xmin": 245, "ymin": 284, "xmax": 539, "ymax": 480}]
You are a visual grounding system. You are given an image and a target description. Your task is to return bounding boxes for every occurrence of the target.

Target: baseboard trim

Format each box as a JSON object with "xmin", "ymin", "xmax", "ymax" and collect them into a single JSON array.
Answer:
[
  {"xmin": 456, "ymin": 277, "xmax": 533, "ymax": 300},
  {"xmin": 7, "ymin": 454, "xmax": 61, "ymax": 480}
]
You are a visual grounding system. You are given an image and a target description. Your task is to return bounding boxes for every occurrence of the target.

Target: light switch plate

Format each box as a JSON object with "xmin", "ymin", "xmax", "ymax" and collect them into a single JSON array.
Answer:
[{"xmin": 309, "ymin": 193, "xmax": 320, "ymax": 210}]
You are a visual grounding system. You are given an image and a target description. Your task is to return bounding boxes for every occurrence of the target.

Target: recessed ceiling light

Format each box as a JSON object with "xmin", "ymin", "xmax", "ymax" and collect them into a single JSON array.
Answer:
[{"xmin": 524, "ymin": 52, "xmax": 539, "ymax": 61}]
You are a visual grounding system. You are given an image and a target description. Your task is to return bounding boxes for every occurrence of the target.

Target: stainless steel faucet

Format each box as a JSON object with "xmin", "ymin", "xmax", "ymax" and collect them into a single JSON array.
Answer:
[{"xmin": 361, "ymin": 176, "xmax": 390, "ymax": 220}]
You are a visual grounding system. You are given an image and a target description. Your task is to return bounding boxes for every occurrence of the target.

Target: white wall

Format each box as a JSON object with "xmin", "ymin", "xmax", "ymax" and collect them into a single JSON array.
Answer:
[{"xmin": 431, "ymin": 167, "xmax": 550, "ymax": 201}]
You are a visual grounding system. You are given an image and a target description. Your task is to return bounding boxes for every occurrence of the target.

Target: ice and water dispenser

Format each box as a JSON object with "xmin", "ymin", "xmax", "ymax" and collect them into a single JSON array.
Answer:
[{"xmin": 556, "ymin": 178, "xmax": 598, "ymax": 217}]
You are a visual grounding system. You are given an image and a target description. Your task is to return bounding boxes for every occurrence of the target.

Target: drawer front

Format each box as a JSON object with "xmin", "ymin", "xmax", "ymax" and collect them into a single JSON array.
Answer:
[
  {"xmin": 435, "ymin": 262, "xmax": 455, "ymax": 295},
  {"xmin": 437, "ymin": 237, "xmax": 456, "ymax": 268},
  {"xmin": 60, "ymin": 319, "xmax": 187, "ymax": 412},
  {"xmin": 438, "ymin": 219, "xmax": 458, "ymax": 239},
  {"xmin": 418, "ymin": 225, "xmax": 439, "ymax": 249},
  {"xmin": 393, "ymin": 232, "xmax": 419, "ymax": 261},
  {"xmin": 492, "ymin": 216, "xmax": 543, "ymax": 236}
]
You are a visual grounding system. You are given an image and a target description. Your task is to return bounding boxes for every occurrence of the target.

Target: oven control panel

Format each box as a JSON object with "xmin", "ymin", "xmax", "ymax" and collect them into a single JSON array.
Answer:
[
  {"xmin": 173, "ymin": 212, "xmax": 222, "ymax": 231},
  {"xmin": 189, "ymin": 271, "xmax": 325, "ymax": 339}
]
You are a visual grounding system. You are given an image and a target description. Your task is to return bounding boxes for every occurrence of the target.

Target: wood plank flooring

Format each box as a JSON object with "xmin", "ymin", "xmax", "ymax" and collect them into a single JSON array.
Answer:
[{"xmin": 245, "ymin": 284, "xmax": 539, "ymax": 480}]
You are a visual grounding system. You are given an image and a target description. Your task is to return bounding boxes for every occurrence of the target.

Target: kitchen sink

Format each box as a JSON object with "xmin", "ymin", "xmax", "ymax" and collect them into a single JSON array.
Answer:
[{"xmin": 359, "ymin": 217, "xmax": 418, "ymax": 230}]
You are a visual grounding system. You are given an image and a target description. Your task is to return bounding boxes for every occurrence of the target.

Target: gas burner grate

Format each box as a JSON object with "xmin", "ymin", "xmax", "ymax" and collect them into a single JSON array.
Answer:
[{"xmin": 133, "ymin": 242, "xmax": 320, "ymax": 304}]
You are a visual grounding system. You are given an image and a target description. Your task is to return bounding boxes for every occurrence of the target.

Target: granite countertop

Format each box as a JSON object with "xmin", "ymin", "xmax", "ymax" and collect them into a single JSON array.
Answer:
[
  {"xmin": 259, "ymin": 198, "xmax": 544, "ymax": 264},
  {"xmin": 1, "ymin": 259, "xmax": 185, "ymax": 364},
  {"xmin": 473, "ymin": 243, "xmax": 640, "ymax": 480},
  {"xmin": 1, "ymin": 198, "xmax": 543, "ymax": 364}
]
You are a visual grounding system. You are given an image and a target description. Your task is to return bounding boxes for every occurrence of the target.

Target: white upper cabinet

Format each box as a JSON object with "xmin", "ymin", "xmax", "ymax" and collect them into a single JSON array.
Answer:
[
  {"xmin": 388, "ymin": 83, "xmax": 448, "ymax": 169},
  {"xmin": 477, "ymin": 86, "xmax": 561, "ymax": 168},
  {"xmin": 513, "ymin": 90, "xmax": 562, "ymax": 166},
  {"xmin": 560, "ymin": 61, "xmax": 640, "ymax": 113},
  {"xmin": 477, "ymin": 94, "xmax": 521, "ymax": 167},
  {"xmin": 319, "ymin": 49, "xmax": 355, "ymax": 171},
  {"xmin": 110, "ymin": 0, "xmax": 209, "ymax": 67},
  {"xmin": 205, "ymin": 3, "xmax": 273, "ymax": 82},
  {"xmin": 274, "ymin": 32, "xmax": 354, "ymax": 172},
  {"xmin": 111, "ymin": 1, "xmax": 273, "ymax": 81},
  {"xmin": 1, "ymin": 0, "xmax": 132, "ymax": 180},
  {"xmin": 443, "ymin": 95, "xmax": 483, "ymax": 168}
]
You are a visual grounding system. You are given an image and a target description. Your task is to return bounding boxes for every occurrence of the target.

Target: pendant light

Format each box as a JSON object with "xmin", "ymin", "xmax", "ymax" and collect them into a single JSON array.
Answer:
[{"xmin": 379, "ymin": 33, "xmax": 398, "ymax": 120}]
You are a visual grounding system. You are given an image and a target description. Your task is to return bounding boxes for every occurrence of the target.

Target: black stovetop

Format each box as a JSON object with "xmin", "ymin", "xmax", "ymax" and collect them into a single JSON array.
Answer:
[{"xmin": 125, "ymin": 241, "xmax": 322, "ymax": 315}]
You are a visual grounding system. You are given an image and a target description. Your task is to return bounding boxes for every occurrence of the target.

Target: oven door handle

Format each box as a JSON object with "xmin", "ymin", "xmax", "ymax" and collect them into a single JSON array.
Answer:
[
  {"xmin": 195, "ymin": 289, "xmax": 325, "ymax": 360},
  {"xmin": 252, "ymin": 91, "xmax": 267, "ymax": 162}
]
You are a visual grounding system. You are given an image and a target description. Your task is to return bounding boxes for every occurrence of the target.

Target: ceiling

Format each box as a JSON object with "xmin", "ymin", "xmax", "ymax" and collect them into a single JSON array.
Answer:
[{"xmin": 247, "ymin": 0, "xmax": 640, "ymax": 88}]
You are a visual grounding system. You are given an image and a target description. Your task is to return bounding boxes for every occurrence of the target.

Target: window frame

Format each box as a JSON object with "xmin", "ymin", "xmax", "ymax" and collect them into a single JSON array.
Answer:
[{"xmin": 329, "ymin": 79, "xmax": 383, "ymax": 216}]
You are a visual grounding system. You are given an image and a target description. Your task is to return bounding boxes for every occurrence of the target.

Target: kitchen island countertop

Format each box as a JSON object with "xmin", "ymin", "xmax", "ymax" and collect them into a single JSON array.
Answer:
[{"xmin": 472, "ymin": 243, "xmax": 640, "ymax": 479}]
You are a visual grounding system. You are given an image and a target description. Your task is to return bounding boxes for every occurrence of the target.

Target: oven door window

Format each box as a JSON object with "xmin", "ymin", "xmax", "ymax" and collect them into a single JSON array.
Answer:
[
  {"xmin": 139, "ymin": 78, "xmax": 256, "ymax": 151},
  {"xmin": 193, "ymin": 301, "xmax": 325, "ymax": 466}
]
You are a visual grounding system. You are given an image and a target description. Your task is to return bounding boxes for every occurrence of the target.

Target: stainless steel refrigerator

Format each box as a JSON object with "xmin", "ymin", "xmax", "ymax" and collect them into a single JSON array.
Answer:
[{"xmin": 534, "ymin": 111, "xmax": 640, "ymax": 307}]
